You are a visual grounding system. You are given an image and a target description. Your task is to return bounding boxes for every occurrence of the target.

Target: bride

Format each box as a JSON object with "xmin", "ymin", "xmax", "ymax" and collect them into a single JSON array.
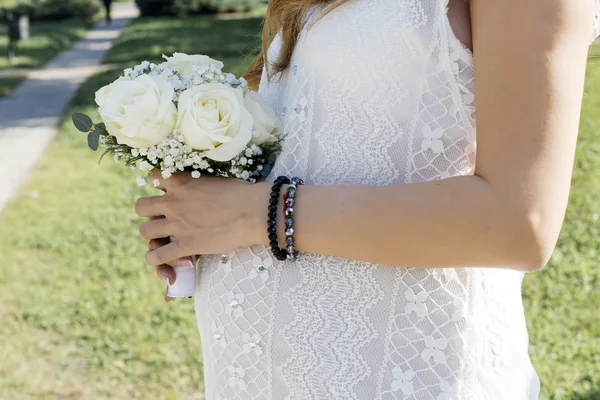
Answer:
[{"xmin": 133, "ymin": 0, "xmax": 600, "ymax": 398}]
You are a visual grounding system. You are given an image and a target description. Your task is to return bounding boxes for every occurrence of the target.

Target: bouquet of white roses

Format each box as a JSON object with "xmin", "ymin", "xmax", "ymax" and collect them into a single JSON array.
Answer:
[
  {"xmin": 72, "ymin": 53, "xmax": 281, "ymax": 186},
  {"xmin": 72, "ymin": 53, "xmax": 282, "ymax": 298}
]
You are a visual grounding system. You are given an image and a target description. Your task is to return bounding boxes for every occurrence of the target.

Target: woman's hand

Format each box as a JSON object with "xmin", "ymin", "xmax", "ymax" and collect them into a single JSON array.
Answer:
[{"xmin": 134, "ymin": 170, "xmax": 267, "ymax": 267}]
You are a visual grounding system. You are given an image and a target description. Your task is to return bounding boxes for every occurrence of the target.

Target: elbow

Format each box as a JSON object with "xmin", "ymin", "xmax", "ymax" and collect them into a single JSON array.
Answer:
[
  {"xmin": 502, "ymin": 210, "xmax": 561, "ymax": 273},
  {"xmin": 517, "ymin": 236, "xmax": 555, "ymax": 273}
]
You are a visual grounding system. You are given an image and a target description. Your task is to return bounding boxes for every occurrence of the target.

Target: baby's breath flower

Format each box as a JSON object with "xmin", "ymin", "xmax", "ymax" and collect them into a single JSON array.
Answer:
[
  {"xmin": 131, "ymin": 148, "xmax": 139, "ymax": 157},
  {"xmin": 136, "ymin": 176, "xmax": 146, "ymax": 186},
  {"xmin": 152, "ymin": 179, "xmax": 161, "ymax": 187},
  {"xmin": 191, "ymin": 170, "xmax": 201, "ymax": 178},
  {"xmin": 161, "ymin": 168, "xmax": 172, "ymax": 179},
  {"xmin": 241, "ymin": 171, "xmax": 250, "ymax": 181},
  {"xmin": 139, "ymin": 148, "xmax": 148, "ymax": 156},
  {"xmin": 139, "ymin": 161, "xmax": 149, "ymax": 170},
  {"xmin": 114, "ymin": 154, "xmax": 120, "ymax": 163}
]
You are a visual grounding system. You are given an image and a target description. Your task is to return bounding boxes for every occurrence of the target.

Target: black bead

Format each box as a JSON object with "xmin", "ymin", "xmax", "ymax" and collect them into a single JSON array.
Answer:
[
  {"xmin": 269, "ymin": 198, "xmax": 278, "ymax": 205},
  {"xmin": 267, "ymin": 226, "xmax": 276, "ymax": 233},
  {"xmin": 285, "ymin": 236, "xmax": 294, "ymax": 246},
  {"xmin": 268, "ymin": 205, "xmax": 277, "ymax": 212},
  {"xmin": 269, "ymin": 240, "xmax": 278, "ymax": 247},
  {"xmin": 269, "ymin": 233, "xmax": 277, "ymax": 241},
  {"xmin": 270, "ymin": 192, "xmax": 279, "ymax": 198},
  {"xmin": 268, "ymin": 219, "xmax": 276, "ymax": 226},
  {"xmin": 276, "ymin": 176, "xmax": 289, "ymax": 183},
  {"xmin": 276, "ymin": 252, "xmax": 288, "ymax": 261},
  {"xmin": 268, "ymin": 212, "xmax": 277, "ymax": 219}
]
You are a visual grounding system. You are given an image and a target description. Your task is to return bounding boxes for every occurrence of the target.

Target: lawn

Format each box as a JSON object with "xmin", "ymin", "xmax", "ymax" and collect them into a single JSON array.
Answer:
[
  {"xmin": 0, "ymin": 19, "xmax": 89, "ymax": 70},
  {"xmin": 0, "ymin": 12, "xmax": 599, "ymax": 400},
  {"xmin": 0, "ymin": 14, "xmax": 261, "ymax": 400}
]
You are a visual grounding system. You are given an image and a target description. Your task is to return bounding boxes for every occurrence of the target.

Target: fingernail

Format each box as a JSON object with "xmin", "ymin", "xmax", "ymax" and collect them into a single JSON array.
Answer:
[
  {"xmin": 161, "ymin": 274, "xmax": 171, "ymax": 286},
  {"xmin": 176, "ymin": 258, "xmax": 194, "ymax": 268}
]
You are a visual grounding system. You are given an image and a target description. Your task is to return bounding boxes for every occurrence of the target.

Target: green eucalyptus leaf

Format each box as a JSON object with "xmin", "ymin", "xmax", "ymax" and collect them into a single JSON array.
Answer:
[
  {"xmin": 88, "ymin": 130, "xmax": 100, "ymax": 151},
  {"xmin": 94, "ymin": 122, "xmax": 108, "ymax": 135},
  {"xmin": 72, "ymin": 112, "xmax": 93, "ymax": 132}
]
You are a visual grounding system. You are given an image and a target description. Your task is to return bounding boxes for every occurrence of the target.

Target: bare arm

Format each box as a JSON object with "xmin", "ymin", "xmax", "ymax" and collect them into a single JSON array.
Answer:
[
  {"xmin": 249, "ymin": 0, "xmax": 595, "ymax": 272},
  {"xmin": 137, "ymin": 0, "xmax": 595, "ymax": 273}
]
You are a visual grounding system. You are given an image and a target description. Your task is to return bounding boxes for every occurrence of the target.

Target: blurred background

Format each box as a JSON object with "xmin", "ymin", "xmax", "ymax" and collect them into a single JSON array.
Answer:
[{"xmin": 0, "ymin": 0, "xmax": 598, "ymax": 399}]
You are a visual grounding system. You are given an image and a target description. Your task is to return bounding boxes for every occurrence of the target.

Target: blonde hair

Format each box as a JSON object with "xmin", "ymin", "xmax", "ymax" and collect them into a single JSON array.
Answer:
[{"xmin": 245, "ymin": 0, "xmax": 348, "ymax": 87}]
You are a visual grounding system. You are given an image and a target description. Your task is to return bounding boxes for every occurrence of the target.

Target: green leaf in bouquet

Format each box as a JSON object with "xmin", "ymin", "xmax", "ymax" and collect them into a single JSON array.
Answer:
[
  {"xmin": 87, "ymin": 130, "xmax": 100, "ymax": 151},
  {"xmin": 94, "ymin": 122, "xmax": 109, "ymax": 135},
  {"xmin": 72, "ymin": 112, "xmax": 94, "ymax": 132}
]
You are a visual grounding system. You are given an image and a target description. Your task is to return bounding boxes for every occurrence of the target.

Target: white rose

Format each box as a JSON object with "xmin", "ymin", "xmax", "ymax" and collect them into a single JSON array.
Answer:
[
  {"xmin": 244, "ymin": 90, "xmax": 279, "ymax": 145},
  {"xmin": 177, "ymin": 83, "xmax": 253, "ymax": 161},
  {"xmin": 163, "ymin": 52, "xmax": 224, "ymax": 74},
  {"xmin": 95, "ymin": 75, "xmax": 177, "ymax": 148}
]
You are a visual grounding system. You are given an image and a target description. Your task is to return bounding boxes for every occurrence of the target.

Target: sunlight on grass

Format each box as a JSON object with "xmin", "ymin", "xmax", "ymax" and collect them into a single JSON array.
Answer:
[
  {"xmin": 0, "ymin": 13, "xmax": 262, "ymax": 399},
  {"xmin": 0, "ymin": 19, "xmax": 89, "ymax": 70}
]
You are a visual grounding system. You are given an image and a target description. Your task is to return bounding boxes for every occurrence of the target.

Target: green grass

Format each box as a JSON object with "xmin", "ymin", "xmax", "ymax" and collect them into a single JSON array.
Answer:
[
  {"xmin": 0, "ymin": 72, "xmax": 25, "ymax": 96},
  {"xmin": 0, "ymin": 12, "xmax": 599, "ymax": 400},
  {"xmin": 522, "ymin": 56, "xmax": 600, "ymax": 400},
  {"xmin": 0, "ymin": 13, "xmax": 261, "ymax": 399},
  {"xmin": 0, "ymin": 18, "xmax": 89, "ymax": 70},
  {"xmin": 104, "ymin": 15, "xmax": 263, "ymax": 75}
]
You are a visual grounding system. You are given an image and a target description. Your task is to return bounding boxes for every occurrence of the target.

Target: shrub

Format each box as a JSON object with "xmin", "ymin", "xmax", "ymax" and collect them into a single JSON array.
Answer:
[
  {"xmin": 0, "ymin": 0, "xmax": 99, "ymax": 21},
  {"xmin": 135, "ymin": 0, "xmax": 175, "ymax": 17},
  {"xmin": 203, "ymin": 0, "xmax": 263, "ymax": 13},
  {"xmin": 135, "ymin": 0, "xmax": 264, "ymax": 16},
  {"xmin": 33, "ymin": 0, "xmax": 99, "ymax": 21}
]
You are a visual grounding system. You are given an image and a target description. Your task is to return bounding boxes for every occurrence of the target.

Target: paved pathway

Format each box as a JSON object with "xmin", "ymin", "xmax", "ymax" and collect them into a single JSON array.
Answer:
[{"xmin": 0, "ymin": 2, "xmax": 138, "ymax": 215}]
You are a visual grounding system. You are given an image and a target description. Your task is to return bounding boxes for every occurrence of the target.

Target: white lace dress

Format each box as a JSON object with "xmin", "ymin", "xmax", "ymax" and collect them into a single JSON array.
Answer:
[{"xmin": 195, "ymin": 1, "xmax": 600, "ymax": 399}]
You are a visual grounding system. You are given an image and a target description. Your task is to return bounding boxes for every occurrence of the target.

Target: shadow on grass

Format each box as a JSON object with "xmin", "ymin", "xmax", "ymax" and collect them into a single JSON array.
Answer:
[
  {"xmin": 0, "ymin": 73, "xmax": 26, "ymax": 97},
  {"xmin": 104, "ymin": 15, "xmax": 263, "ymax": 74}
]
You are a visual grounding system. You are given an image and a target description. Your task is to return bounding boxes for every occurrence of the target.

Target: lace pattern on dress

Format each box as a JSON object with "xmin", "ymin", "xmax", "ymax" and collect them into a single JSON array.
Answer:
[{"xmin": 194, "ymin": 1, "xmax": 542, "ymax": 399}]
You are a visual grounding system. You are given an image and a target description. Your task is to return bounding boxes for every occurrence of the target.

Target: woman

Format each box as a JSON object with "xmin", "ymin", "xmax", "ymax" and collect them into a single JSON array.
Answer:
[{"xmin": 134, "ymin": 0, "xmax": 600, "ymax": 398}]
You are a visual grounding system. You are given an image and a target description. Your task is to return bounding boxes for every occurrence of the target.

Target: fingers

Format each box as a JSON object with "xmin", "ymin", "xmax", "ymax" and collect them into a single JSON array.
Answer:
[
  {"xmin": 135, "ymin": 195, "xmax": 167, "ymax": 218},
  {"xmin": 147, "ymin": 169, "xmax": 167, "ymax": 191},
  {"xmin": 148, "ymin": 239, "xmax": 175, "ymax": 303},
  {"xmin": 148, "ymin": 169, "xmax": 192, "ymax": 192},
  {"xmin": 148, "ymin": 238, "xmax": 169, "ymax": 251},
  {"xmin": 145, "ymin": 241, "xmax": 185, "ymax": 267},
  {"xmin": 156, "ymin": 263, "xmax": 176, "ymax": 286},
  {"xmin": 139, "ymin": 218, "xmax": 172, "ymax": 240}
]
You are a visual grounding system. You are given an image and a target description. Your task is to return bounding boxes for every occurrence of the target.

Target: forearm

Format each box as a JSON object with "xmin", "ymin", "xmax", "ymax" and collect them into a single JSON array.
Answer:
[{"xmin": 252, "ymin": 176, "xmax": 548, "ymax": 271}]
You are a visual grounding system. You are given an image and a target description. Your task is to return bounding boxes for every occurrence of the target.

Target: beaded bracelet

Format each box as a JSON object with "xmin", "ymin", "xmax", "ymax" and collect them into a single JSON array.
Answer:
[
  {"xmin": 283, "ymin": 177, "xmax": 303, "ymax": 261},
  {"xmin": 268, "ymin": 176, "xmax": 290, "ymax": 261}
]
